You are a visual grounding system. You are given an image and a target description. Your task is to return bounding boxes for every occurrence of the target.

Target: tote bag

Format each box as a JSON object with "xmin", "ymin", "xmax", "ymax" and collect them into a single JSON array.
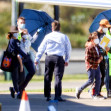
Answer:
[{"xmin": 0, "ymin": 41, "xmax": 13, "ymax": 72}]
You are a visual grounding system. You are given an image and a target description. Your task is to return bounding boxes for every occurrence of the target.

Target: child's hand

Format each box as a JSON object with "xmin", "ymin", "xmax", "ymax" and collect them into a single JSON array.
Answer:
[
  {"xmin": 105, "ymin": 46, "xmax": 110, "ymax": 52},
  {"xmin": 100, "ymin": 56, "xmax": 103, "ymax": 61},
  {"xmin": 98, "ymin": 56, "xmax": 103, "ymax": 63}
]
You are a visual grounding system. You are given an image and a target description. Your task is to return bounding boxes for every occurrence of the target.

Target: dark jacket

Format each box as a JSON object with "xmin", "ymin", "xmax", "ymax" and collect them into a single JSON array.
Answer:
[{"xmin": 7, "ymin": 38, "xmax": 27, "ymax": 67}]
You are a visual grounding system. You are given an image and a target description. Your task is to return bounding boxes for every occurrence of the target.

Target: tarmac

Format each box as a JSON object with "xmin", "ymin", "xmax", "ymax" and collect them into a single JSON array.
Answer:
[{"xmin": 0, "ymin": 81, "xmax": 111, "ymax": 111}]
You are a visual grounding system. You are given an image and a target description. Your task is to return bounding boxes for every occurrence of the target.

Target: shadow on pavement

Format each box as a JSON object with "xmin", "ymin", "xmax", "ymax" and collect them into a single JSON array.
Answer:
[{"xmin": 0, "ymin": 93, "xmax": 111, "ymax": 111}]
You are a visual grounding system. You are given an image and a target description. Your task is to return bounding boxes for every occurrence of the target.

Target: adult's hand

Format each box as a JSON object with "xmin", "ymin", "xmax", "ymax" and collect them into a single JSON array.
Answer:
[
  {"xmin": 22, "ymin": 29, "xmax": 28, "ymax": 34},
  {"xmin": 64, "ymin": 62, "xmax": 68, "ymax": 66}
]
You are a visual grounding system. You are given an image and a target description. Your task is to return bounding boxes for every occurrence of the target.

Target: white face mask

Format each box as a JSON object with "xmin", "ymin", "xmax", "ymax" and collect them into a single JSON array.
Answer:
[
  {"xmin": 94, "ymin": 38, "xmax": 99, "ymax": 44},
  {"xmin": 102, "ymin": 28, "xmax": 108, "ymax": 33},
  {"xmin": 19, "ymin": 24, "xmax": 25, "ymax": 29}
]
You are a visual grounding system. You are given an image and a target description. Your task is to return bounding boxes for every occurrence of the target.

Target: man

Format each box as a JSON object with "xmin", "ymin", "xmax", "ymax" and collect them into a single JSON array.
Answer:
[
  {"xmin": 35, "ymin": 20, "xmax": 71, "ymax": 101},
  {"xmin": 9, "ymin": 17, "xmax": 36, "ymax": 99}
]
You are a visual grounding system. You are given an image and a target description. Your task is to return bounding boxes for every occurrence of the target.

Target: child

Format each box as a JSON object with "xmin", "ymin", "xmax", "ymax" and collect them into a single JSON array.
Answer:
[
  {"xmin": 6, "ymin": 32, "xmax": 23, "ymax": 72},
  {"xmin": 75, "ymin": 32, "xmax": 104, "ymax": 99}
]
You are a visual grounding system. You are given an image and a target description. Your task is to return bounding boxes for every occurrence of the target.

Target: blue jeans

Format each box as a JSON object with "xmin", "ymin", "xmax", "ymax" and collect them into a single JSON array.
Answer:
[{"xmin": 79, "ymin": 66, "xmax": 101, "ymax": 95}]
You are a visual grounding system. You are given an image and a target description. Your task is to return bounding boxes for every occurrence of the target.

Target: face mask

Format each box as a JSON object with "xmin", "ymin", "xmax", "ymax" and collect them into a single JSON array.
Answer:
[
  {"xmin": 102, "ymin": 28, "xmax": 108, "ymax": 33},
  {"xmin": 94, "ymin": 38, "xmax": 99, "ymax": 44},
  {"xmin": 19, "ymin": 24, "xmax": 25, "ymax": 29}
]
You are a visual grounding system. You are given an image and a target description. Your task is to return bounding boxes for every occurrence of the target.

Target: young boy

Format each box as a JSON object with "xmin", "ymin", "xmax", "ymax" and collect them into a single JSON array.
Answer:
[{"xmin": 75, "ymin": 32, "xmax": 104, "ymax": 99}]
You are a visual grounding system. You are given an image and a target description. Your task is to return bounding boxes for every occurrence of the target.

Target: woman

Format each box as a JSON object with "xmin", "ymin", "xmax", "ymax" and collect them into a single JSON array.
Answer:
[{"xmin": 6, "ymin": 31, "xmax": 27, "ymax": 98}]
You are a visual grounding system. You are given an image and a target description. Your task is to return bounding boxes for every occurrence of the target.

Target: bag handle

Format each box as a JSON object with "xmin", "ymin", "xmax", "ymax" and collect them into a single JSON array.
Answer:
[{"xmin": 6, "ymin": 40, "xmax": 10, "ymax": 51}]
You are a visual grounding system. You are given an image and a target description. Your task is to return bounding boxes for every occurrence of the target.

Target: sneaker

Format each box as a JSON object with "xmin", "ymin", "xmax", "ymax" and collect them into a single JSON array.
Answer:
[
  {"xmin": 98, "ymin": 93, "xmax": 107, "ymax": 99},
  {"xmin": 9, "ymin": 87, "xmax": 15, "ymax": 98},
  {"xmin": 54, "ymin": 97, "xmax": 66, "ymax": 102},
  {"xmin": 107, "ymin": 90, "xmax": 111, "ymax": 98},
  {"xmin": 75, "ymin": 87, "xmax": 81, "ymax": 99},
  {"xmin": 46, "ymin": 97, "xmax": 51, "ymax": 101},
  {"xmin": 93, "ymin": 95, "xmax": 105, "ymax": 100},
  {"xmin": 17, "ymin": 92, "xmax": 22, "ymax": 99}
]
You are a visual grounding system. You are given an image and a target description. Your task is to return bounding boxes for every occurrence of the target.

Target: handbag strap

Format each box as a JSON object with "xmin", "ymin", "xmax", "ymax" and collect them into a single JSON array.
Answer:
[{"xmin": 6, "ymin": 40, "xmax": 10, "ymax": 51}]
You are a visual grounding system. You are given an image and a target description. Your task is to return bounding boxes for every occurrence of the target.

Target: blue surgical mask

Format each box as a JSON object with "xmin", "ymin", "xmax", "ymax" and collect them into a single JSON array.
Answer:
[{"xmin": 19, "ymin": 24, "xmax": 25, "ymax": 29}]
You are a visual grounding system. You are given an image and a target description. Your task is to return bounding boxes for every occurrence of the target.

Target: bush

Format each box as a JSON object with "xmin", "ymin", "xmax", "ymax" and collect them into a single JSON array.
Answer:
[
  {"xmin": 67, "ymin": 33, "xmax": 88, "ymax": 48},
  {"xmin": 0, "ymin": 34, "xmax": 8, "ymax": 49},
  {"xmin": 60, "ymin": 20, "xmax": 85, "ymax": 35}
]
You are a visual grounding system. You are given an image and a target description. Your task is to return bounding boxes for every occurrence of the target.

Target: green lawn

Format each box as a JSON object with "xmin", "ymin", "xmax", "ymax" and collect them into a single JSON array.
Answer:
[
  {"xmin": 0, "ymin": 74, "xmax": 88, "ymax": 83},
  {"xmin": 0, "ymin": 73, "xmax": 107, "ymax": 93}
]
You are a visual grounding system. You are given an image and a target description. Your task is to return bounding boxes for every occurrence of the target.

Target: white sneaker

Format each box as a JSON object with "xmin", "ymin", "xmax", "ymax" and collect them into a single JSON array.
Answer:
[
  {"xmin": 93, "ymin": 95, "xmax": 105, "ymax": 100},
  {"xmin": 75, "ymin": 87, "xmax": 81, "ymax": 99}
]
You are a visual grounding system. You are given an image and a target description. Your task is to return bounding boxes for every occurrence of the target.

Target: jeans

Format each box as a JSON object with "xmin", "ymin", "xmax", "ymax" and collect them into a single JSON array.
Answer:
[{"xmin": 79, "ymin": 66, "xmax": 101, "ymax": 95}]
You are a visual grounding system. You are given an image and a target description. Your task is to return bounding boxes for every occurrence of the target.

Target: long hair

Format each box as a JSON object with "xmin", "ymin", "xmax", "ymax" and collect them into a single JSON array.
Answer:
[
  {"xmin": 6, "ymin": 32, "xmax": 13, "ymax": 39},
  {"xmin": 87, "ymin": 32, "xmax": 97, "ymax": 42}
]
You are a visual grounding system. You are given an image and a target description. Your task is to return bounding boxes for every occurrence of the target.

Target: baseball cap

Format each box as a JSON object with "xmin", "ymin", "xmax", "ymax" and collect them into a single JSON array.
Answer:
[{"xmin": 99, "ymin": 19, "xmax": 111, "ymax": 27}]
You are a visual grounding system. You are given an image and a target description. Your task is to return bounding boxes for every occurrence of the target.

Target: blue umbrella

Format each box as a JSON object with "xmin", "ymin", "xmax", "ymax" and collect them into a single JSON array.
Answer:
[
  {"xmin": 20, "ymin": 9, "xmax": 54, "ymax": 51},
  {"xmin": 89, "ymin": 9, "xmax": 111, "ymax": 33}
]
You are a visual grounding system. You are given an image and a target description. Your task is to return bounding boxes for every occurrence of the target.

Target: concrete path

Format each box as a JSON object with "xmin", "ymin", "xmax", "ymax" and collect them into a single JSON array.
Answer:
[
  {"xmin": 0, "ymin": 80, "xmax": 111, "ymax": 111},
  {"xmin": 0, "ymin": 80, "xmax": 86, "ymax": 91},
  {"xmin": 0, "ymin": 92, "xmax": 111, "ymax": 111}
]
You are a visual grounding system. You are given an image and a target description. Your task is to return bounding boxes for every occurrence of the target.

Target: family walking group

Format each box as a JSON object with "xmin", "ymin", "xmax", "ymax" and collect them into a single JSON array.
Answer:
[{"xmin": 4, "ymin": 16, "xmax": 111, "ymax": 101}]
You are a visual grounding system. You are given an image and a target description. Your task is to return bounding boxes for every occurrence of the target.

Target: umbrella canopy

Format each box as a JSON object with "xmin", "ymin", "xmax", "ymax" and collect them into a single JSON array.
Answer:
[
  {"xmin": 89, "ymin": 10, "xmax": 111, "ymax": 33},
  {"xmin": 20, "ymin": 9, "xmax": 54, "ymax": 51}
]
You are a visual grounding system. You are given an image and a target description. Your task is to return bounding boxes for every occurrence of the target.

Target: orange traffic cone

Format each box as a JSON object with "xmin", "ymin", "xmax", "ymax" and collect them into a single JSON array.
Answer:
[{"xmin": 19, "ymin": 91, "xmax": 31, "ymax": 111}]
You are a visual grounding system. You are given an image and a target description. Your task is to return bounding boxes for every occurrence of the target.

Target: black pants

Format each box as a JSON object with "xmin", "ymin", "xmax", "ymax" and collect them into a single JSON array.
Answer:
[
  {"xmin": 11, "ymin": 66, "xmax": 25, "ymax": 93},
  {"xmin": 19, "ymin": 54, "xmax": 36, "ymax": 91},
  {"xmin": 100, "ymin": 59, "xmax": 105, "ymax": 92},
  {"xmin": 44, "ymin": 55, "xmax": 65, "ymax": 98}
]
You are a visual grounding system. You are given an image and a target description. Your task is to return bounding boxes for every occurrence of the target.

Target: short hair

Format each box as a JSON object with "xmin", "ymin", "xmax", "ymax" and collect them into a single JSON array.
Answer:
[
  {"xmin": 17, "ymin": 17, "xmax": 25, "ymax": 22},
  {"xmin": 87, "ymin": 32, "xmax": 97, "ymax": 42},
  {"xmin": 51, "ymin": 20, "xmax": 60, "ymax": 31}
]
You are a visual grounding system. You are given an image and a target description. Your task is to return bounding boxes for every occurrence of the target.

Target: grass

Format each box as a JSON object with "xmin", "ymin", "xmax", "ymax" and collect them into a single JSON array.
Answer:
[
  {"xmin": 0, "ymin": 88, "xmax": 107, "ymax": 93},
  {"xmin": 0, "ymin": 73, "xmax": 107, "ymax": 93},
  {"xmin": 0, "ymin": 74, "xmax": 88, "ymax": 83}
]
